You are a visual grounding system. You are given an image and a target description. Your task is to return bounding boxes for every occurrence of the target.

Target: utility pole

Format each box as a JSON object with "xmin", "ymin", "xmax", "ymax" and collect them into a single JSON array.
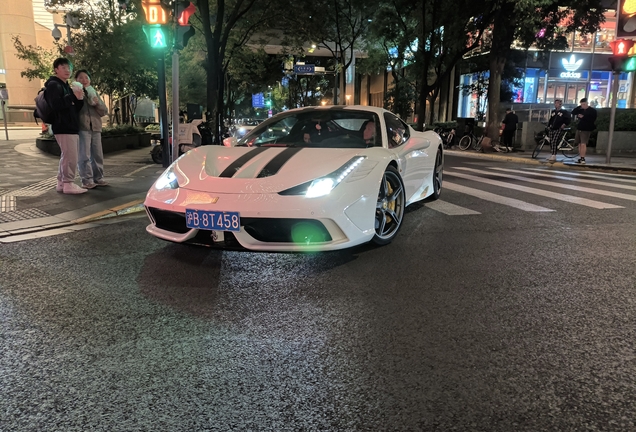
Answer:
[{"xmin": 171, "ymin": 0, "xmax": 180, "ymax": 164}]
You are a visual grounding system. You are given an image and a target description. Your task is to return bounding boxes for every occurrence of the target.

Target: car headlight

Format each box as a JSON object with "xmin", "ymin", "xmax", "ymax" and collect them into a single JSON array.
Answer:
[
  {"xmin": 280, "ymin": 156, "xmax": 366, "ymax": 198},
  {"xmin": 155, "ymin": 167, "xmax": 179, "ymax": 190}
]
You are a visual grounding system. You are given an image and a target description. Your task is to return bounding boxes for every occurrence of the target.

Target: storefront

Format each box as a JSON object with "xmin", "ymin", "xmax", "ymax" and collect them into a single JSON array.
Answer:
[{"xmin": 458, "ymin": 50, "xmax": 633, "ymax": 118}]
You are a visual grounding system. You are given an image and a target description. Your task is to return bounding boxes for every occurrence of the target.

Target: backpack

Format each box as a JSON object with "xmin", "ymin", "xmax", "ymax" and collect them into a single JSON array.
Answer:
[{"xmin": 34, "ymin": 87, "xmax": 57, "ymax": 124}]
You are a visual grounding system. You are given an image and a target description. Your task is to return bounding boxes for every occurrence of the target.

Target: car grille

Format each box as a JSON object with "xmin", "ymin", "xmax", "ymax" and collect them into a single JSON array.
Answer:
[
  {"xmin": 146, "ymin": 207, "xmax": 189, "ymax": 234},
  {"xmin": 147, "ymin": 207, "xmax": 332, "ymax": 245},
  {"xmin": 242, "ymin": 218, "xmax": 332, "ymax": 243}
]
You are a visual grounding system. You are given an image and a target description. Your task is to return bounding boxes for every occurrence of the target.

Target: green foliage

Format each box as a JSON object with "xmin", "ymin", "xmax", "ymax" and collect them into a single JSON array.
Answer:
[
  {"xmin": 433, "ymin": 121, "xmax": 458, "ymax": 129},
  {"xmin": 595, "ymin": 109, "xmax": 636, "ymax": 131},
  {"xmin": 12, "ymin": 36, "xmax": 61, "ymax": 81},
  {"xmin": 102, "ymin": 124, "xmax": 145, "ymax": 136}
]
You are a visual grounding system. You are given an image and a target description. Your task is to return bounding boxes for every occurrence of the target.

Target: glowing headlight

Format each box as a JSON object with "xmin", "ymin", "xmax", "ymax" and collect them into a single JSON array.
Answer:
[
  {"xmin": 305, "ymin": 156, "xmax": 365, "ymax": 198},
  {"xmin": 155, "ymin": 167, "xmax": 179, "ymax": 190}
]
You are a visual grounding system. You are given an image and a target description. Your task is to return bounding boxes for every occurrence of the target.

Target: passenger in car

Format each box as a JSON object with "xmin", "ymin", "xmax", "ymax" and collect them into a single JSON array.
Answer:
[{"xmin": 362, "ymin": 120, "xmax": 376, "ymax": 146}]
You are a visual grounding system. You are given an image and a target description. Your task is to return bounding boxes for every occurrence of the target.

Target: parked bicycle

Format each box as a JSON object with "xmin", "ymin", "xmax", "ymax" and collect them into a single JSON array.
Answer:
[
  {"xmin": 458, "ymin": 132, "xmax": 507, "ymax": 152},
  {"xmin": 531, "ymin": 125, "xmax": 578, "ymax": 159}
]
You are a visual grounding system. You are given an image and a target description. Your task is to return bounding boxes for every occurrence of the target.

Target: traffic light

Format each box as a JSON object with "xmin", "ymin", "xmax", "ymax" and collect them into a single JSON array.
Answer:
[
  {"xmin": 609, "ymin": 39, "xmax": 636, "ymax": 71},
  {"xmin": 176, "ymin": 25, "xmax": 195, "ymax": 49},
  {"xmin": 177, "ymin": 1, "xmax": 196, "ymax": 26},
  {"xmin": 142, "ymin": 25, "xmax": 168, "ymax": 49},
  {"xmin": 618, "ymin": 0, "xmax": 636, "ymax": 38},
  {"xmin": 142, "ymin": 0, "xmax": 169, "ymax": 25},
  {"xmin": 175, "ymin": 2, "xmax": 196, "ymax": 49}
]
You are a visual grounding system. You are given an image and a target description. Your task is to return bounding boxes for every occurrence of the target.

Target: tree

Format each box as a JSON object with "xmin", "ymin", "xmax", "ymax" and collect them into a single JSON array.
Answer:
[
  {"xmin": 12, "ymin": 37, "xmax": 61, "ymax": 81},
  {"xmin": 484, "ymin": 0, "xmax": 606, "ymax": 140}
]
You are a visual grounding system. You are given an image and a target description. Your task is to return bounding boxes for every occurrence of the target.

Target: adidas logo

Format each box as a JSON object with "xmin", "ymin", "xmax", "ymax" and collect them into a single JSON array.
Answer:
[{"xmin": 562, "ymin": 55, "xmax": 583, "ymax": 72}]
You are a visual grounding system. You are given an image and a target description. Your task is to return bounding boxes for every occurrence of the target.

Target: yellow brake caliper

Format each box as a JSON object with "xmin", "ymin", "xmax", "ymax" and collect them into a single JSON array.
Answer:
[{"xmin": 385, "ymin": 180, "xmax": 394, "ymax": 224}]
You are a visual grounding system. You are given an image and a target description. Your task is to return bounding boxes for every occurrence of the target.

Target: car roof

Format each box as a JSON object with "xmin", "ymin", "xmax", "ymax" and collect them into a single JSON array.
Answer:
[{"xmin": 284, "ymin": 105, "xmax": 391, "ymax": 116}]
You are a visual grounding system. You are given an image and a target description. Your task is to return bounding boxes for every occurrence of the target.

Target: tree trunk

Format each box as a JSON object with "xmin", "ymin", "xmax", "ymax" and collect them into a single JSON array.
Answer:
[{"xmin": 486, "ymin": 55, "xmax": 505, "ymax": 139}]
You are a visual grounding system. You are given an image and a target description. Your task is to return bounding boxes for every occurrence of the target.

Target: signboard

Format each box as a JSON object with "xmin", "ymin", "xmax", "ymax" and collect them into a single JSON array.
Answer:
[
  {"xmin": 294, "ymin": 64, "xmax": 315, "ymax": 75},
  {"xmin": 252, "ymin": 93, "xmax": 264, "ymax": 108},
  {"xmin": 0, "ymin": 89, "xmax": 7, "ymax": 100}
]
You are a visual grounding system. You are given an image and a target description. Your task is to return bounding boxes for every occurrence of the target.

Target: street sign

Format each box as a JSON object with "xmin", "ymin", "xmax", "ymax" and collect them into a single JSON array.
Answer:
[
  {"xmin": 0, "ymin": 89, "xmax": 8, "ymax": 100},
  {"xmin": 252, "ymin": 93, "xmax": 265, "ymax": 108},
  {"xmin": 294, "ymin": 64, "xmax": 315, "ymax": 75}
]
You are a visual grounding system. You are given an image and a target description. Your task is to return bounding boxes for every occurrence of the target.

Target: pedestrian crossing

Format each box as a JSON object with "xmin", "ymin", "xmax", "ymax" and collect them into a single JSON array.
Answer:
[{"xmin": 427, "ymin": 165, "xmax": 636, "ymax": 216}]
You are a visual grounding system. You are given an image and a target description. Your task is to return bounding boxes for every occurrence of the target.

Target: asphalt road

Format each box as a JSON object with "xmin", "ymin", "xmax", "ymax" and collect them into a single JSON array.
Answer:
[{"xmin": 1, "ymin": 155, "xmax": 636, "ymax": 431}]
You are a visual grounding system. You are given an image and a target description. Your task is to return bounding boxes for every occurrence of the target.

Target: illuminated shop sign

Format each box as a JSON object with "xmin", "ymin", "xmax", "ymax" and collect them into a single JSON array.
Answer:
[{"xmin": 560, "ymin": 55, "xmax": 584, "ymax": 78}]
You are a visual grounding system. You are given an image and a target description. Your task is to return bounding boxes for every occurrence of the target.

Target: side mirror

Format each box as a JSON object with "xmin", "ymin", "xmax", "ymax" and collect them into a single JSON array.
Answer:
[{"xmin": 223, "ymin": 136, "xmax": 238, "ymax": 147}]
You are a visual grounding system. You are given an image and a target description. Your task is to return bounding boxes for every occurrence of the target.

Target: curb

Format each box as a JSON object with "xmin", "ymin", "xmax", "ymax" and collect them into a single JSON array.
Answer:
[
  {"xmin": 73, "ymin": 200, "xmax": 146, "ymax": 224},
  {"xmin": 445, "ymin": 150, "xmax": 636, "ymax": 173}
]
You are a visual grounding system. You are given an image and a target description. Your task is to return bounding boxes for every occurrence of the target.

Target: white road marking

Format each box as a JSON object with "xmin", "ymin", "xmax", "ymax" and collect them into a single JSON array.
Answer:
[
  {"xmin": 527, "ymin": 168, "xmax": 636, "ymax": 184},
  {"xmin": 444, "ymin": 181, "xmax": 554, "ymax": 212},
  {"xmin": 491, "ymin": 167, "xmax": 636, "ymax": 191},
  {"xmin": 445, "ymin": 170, "xmax": 623, "ymax": 209},
  {"xmin": 456, "ymin": 167, "xmax": 636, "ymax": 203},
  {"xmin": 424, "ymin": 199, "xmax": 480, "ymax": 215},
  {"xmin": 0, "ymin": 196, "xmax": 16, "ymax": 212}
]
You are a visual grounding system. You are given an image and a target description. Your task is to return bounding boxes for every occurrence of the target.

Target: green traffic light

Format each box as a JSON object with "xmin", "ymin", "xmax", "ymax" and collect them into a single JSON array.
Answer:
[
  {"xmin": 625, "ymin": 57, "xmax": 636, "ymax": 71},
  {"xmin": 142, "ymin": 25, "xmax": 167, "ymax": 49}
]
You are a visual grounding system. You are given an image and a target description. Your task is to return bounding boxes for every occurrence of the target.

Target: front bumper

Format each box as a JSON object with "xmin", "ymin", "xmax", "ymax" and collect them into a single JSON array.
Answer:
[{"xmin": 144, "ymin": 187, "xmax": 376, "ymax": 251}]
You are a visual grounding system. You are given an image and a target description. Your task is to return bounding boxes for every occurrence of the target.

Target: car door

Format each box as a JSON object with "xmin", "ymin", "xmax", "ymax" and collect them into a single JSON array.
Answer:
[{"xmin": 383, "ymin": 113, "xmax": 430, "ymax": 202}]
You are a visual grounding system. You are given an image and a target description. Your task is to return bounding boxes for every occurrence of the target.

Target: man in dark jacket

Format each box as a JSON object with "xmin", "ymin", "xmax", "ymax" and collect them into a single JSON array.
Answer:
[
  {"xmin": 501, "ymin": 108, "xmax": 519, "ymax": 151},
  {"xmin": 45, "ymin": 58, "xmax": 86, "ymax": 194},
  {"xmin": 546, "ymin": 99, "xmax": 571, "ymax": 163},
  {"xmin": 571, "ymin": 98, "xmax": 597, "ymax": 164}
]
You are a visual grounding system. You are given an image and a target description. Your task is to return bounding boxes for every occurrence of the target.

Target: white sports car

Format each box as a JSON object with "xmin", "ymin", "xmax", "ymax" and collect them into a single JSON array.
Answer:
[{"xmin": 144, "ymin": 106, "xmax": 443, "ymax": 251}]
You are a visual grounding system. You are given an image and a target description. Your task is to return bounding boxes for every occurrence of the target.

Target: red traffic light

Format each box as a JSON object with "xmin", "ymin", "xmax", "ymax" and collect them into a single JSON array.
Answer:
[
  {"xmin": 609, "ymin": 39, "xmax": 635, "ymax": 56},
  {"xmin": 178, "ymin": 1, "xmax": 196, "ymax": 26}
]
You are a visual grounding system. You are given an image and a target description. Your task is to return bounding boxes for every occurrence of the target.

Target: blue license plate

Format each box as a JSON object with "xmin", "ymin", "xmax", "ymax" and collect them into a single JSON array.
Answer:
[{"xmin": 185, "ymin": 209, "xmax": 240, "ymax": 232}]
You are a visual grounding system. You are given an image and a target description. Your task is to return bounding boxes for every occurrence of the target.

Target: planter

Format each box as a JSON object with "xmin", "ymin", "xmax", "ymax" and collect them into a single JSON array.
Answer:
[
  {"xmin": 36, "ymin": 133, "xmax": 149, "ymax": 156},
  {"xmin": 595, "ymin": 131, "xmax": 636, "ymax": 155}
]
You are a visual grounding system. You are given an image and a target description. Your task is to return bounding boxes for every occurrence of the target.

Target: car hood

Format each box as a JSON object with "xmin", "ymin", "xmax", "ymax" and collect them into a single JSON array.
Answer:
[{"xmin": 172, "ymin": 146, "xmax": 373, "ymax": 194}]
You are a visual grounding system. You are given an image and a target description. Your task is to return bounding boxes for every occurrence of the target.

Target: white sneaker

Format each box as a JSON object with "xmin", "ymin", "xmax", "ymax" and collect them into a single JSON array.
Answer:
[
  {"xmin": 56, "ymin": 181, "xmax": 63, "ymax": 193},
  {"xmin": 547, "ymin": 155, "xmax": 557, "ymax": 163},
  {"xmin": 63, "ymin": 182, "xmax": 87, "ymax": 194},
  {"xmin": 94, "ymin": 179, "xmax": 109, "ymax": 186},
  {"xmin": 82, "ymin": 182, "xmax": 97, "ymax": 189}
]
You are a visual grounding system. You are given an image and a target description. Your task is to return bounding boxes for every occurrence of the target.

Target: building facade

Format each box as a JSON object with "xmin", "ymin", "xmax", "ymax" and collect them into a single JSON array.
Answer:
[{"xmin": 0, "ymin": 0, "xmax": 59, "ymax": 122}]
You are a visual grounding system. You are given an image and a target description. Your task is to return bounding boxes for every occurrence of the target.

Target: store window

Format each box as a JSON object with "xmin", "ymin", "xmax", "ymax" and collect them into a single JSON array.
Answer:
[
  {"xmin": 595, "ymin": 15, "xmax": 616, "ymax": 53},
  {"xmin": 573, "ymin": 31, "xmax": 594, "ymax": 52}
]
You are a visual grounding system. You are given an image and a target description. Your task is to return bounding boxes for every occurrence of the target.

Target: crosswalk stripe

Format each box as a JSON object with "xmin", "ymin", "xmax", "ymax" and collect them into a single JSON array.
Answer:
[
  {"xmin": 527, "ymin": 168, "xmax": 636, "ymax": 184},
  {"xmin": 445, "ymin": 181, "xmax": 554, "ymax": 212},
  {"xmin": 424, "ymin": 199, "xmax": 480, "ymax": 215},
  {"xmin": 456, "ymin": 167, "xmax": 636, "ymax": 203},
  {"xmin": 445, "ymin": 170, "xmax": 623, "ymax": 209},
  {"xmin": 491, "ymin": 167, "xmax": 636, "ymax": 191}
]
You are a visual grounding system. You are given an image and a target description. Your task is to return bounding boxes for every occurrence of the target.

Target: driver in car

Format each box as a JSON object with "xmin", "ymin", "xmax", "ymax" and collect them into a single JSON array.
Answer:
[{"xmin": 363, "ymin": 121, "xmax": 375, "ymax": 145}]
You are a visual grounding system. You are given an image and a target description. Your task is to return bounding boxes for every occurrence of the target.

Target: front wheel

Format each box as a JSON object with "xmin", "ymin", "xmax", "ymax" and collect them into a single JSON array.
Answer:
[
  {"xmin": 532, "ymin": 139, "xmax": 548, "ymax": 159},
  {"xmin": 372, "ymin": 166, "xmax": 406, "ymax": 246},
  {"xmin": 430, "ymin": 148, "xmax": 443, "ymax": 200},
  {"xmin": 561, "ymin": 139, "xmax": 579, "ymax": 158},
  {"xmin": 458, "ymin": 135, "xmax": 471, "ymax": 151}
]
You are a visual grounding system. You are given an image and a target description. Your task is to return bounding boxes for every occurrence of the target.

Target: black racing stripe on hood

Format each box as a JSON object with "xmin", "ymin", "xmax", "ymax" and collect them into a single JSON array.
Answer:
[
  {"xmin": 218, "ymin": 147, "xmax": 270, "ymax": 178},
  {"xmin": 257, "ymin": 147, "xmax": 303, "ymax": 178}
]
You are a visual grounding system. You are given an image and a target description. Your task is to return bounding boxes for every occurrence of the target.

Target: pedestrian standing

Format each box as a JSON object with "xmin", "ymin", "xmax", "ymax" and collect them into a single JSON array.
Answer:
[
  {"xmin": 571, "ymin": 98, "xmax": 597, "ymax": 164},
  {"xmin": 501, "ymin": 108, "xmax": 519, "ymax": 151},
  {"xmin": 546, "ymin": 99, "xmax": 571, "ymax": 163},
  {"xmin": 45, "ymin": 58, "xmax": 86, "ymax": 194},
  {"xmin": 75, "ymin": 69, "xmax": 109, "ymax": 188}
]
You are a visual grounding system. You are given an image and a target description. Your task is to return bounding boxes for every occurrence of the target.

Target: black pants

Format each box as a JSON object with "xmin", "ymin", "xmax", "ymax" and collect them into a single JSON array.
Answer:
[{"xmin": 502, "ymin": 130, "xmax": 515, "ymax": 148}]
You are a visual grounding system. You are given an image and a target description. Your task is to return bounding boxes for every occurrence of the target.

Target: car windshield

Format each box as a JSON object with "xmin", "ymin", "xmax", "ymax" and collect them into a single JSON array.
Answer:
[{"xmin": 237, "ymin": 109, "xmax": 381, "ymax": 148}]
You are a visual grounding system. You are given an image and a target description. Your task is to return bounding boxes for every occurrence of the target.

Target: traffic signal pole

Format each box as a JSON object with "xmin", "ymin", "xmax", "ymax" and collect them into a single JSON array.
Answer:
[
  {"xmin": 607, "ymin": 71, "xmax": 620, "ymax": 164},
  {"xmin": 157, "ymin": 53, "xmax": 170, "ymax": 168},
  {"xmin": 171, "ymin": 0, "xmax": 180, "ymax": 164}
]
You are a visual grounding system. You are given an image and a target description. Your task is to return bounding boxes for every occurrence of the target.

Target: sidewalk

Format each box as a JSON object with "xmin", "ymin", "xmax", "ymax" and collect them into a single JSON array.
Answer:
[
  {"xmin": 0, "ymin": 138, "xmax": 162, "ymax": 243},
  {"xmin": 445, "ymin": 148, "xmax": 636, "ymax": 173}
]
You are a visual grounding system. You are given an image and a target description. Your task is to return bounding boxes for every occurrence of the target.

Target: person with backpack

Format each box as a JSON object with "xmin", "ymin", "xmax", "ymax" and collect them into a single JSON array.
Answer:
[
  {"xmin": 45, "ymin": 58, "xmax": 86, "ymax": 194},
  {"xmin": 74, "ymin": 69, "xmax": 109, "ymax": 188}
]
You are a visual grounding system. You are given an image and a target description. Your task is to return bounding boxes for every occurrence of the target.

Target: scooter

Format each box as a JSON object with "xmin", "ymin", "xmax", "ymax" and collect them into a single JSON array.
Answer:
[{"xmin": 150, "ymin": 119, "xmax": 204, "ymax": 164}]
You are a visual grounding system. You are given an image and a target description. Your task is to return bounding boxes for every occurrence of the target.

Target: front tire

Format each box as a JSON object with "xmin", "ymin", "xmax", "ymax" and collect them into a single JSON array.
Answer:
[
  {"xmin": 532, "ymin": 139, "xmax": 548, "ymax": 159},
  {"xmin": 372, "ymin": 166, "xmax": 406, "ymax": 246},
  {"xmin": 431, "ymin": 148, "xmax": 443, "ymax": 200}
]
